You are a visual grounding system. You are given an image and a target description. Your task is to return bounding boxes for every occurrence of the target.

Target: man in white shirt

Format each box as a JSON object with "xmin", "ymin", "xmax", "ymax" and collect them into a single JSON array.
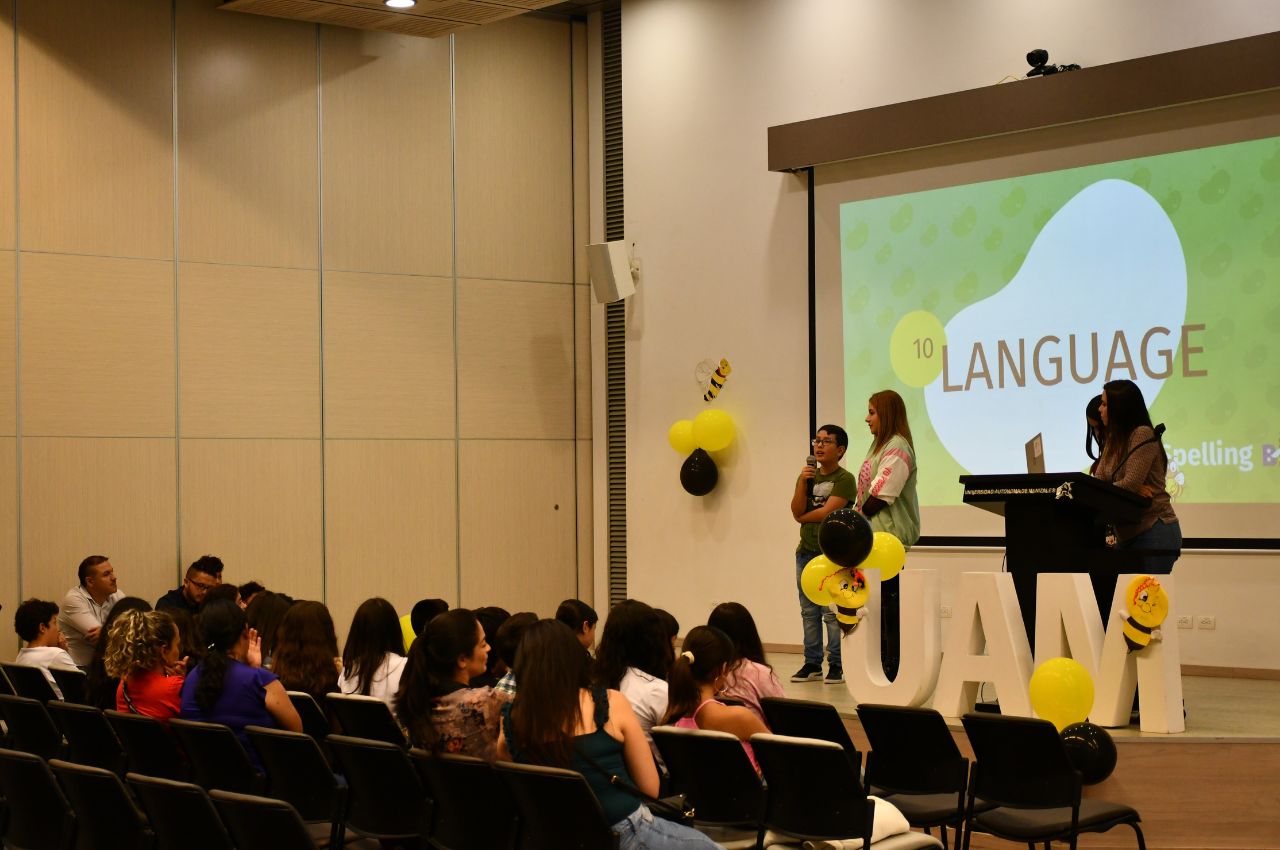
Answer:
[
  {"xmin": 57, "ymin": 555, "xmax": 124, "ymax": 667},
  {"xmin": 14, "ymin": 598, "xmax": 78, "ymax": 698}
]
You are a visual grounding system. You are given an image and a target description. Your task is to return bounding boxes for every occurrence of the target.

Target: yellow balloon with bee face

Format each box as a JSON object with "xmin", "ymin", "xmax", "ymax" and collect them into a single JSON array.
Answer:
[
  {"xmin": 1122, "ymin": 575, "xmax": 1169, "ymax": 652},
  {"xmin": 832, "ymin": 569, "xmax": 869, "ymax": 630}
]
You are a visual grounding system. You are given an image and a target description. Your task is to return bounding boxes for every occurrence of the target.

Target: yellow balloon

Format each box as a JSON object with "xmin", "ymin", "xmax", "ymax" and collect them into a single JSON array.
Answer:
[
  {"xmin": 800, "ymin": 555, "xmax": 844, "ymax": 606},
  {"xmin": 861, "ymin": 532, "xmax": 907, "ymax": 580},
  {"xmin": 831, "ymin": 568, "xmax": 869, "ymax": 608},
  {"xmin": 692, "ymin": 409, "xmax": 735, "ymax": 452},
  {"xmin": 668, "ymin": 420, "xmax": 696, "ymax": 454},
  {"xmin": 1124, "ymin": 575, "xmax": 1169, "ymax": 629},
  {"xmin": 1029, "ymin": 657, "xmax": 1095, "ymax": 732}
]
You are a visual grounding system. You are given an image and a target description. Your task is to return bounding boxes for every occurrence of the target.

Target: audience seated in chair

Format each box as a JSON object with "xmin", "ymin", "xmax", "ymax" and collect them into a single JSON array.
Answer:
[
  {"xmin": 271, "ymin": 601, "xmax": 342, "ymax": 704},
  {"xmin": 498, "ymin": 618, "xmax": 721, "ymax": 850},
  {"xmin": 593, "ymin": 600, "xmax": 673, "ymax": 767},
  {"xmin": 491, "ymin": 611, "xmax": 538, "ymax": 701},
  {"xmin": 245, "ymin": 591, "xmax": 292, "ymax": 669},
  {"xmin": 13, "ymin": 598, "xmax": 78, "ymax": 698},
  {"xmin": 104, "ymin": 609, "xmax": 185, "ymax": 722},
  {"xmin": 85, "ymin": 598, "xmax": 152, "ymax": 710},
  {"xmin": 556, "ymin": 598, "xmax": 600, "ymax": 652},
  {"xmin": 662, "ymin": 626, "xmax": 768, "ymax": 773},
  {"xmin": 394, "ymin": 607, "xmax": 503, "ymax": 758},
  {"xmin": 338, "ymin": 597, "xmax": 407, "ymax": 704},
  {"xmin": 707, "ymin": 602, "xmax": 785, "ymax": 724},
  {"xmin": 469, "ymin": 606, "xmax": 511, "ymax": 688},
  {"xmin": 58, "ymin": 555, "xmax": 125, "ymax": 669}
]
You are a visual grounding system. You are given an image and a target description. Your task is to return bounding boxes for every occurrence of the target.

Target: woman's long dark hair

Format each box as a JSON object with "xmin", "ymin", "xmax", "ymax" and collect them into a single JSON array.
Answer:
[
  {"xmin": 395, "ymin": 608, "xmax": 482, "ymax": 750},
  {"xmin": 271, "ymin": 601, "xmax": 340, "ymax": 700},
  {"xmin": 592, "ymin": 599, "xmax": 670, "ymax": 689},
  {"xmin": 707, "ymin": 602, "xmax": 769, "ymax": 669},
  {"xmin": 86, "ymin": 596, "xmax": 152, "ymax": 709},
  {"xmin": 1085, "ymin": 394, "xmax": 1105, "ymax": 461},
  {"xmin": 195, "ymin": 599, "xmax": 247, "ymax": 712},
  {"xmin": 1101, "ymin": 379, "xmax": 1166, "ymax": 470},
  {"xmin": 509, "ymin": 619, "xmax": 591, "ymax": 768},
  {"xmin": 342, "ymin": 598, "xmax": 405, "ymax": 696},
  {"xmin": 167, "ymin": 607, "xmax": 203, "ymax": 670},
  {"xmin": 661, "ymin": 626, "xmax": 736, "ymax": 725},
  {"xmin": 245, "ymin": 591, "xmax": 291, "ymax": 662}
]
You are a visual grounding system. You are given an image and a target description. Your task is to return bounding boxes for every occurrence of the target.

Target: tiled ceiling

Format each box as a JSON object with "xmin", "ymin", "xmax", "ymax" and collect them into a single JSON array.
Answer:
[{"xmin": 219, "ymin": 0, "xmax": 599, "ymax": 38}]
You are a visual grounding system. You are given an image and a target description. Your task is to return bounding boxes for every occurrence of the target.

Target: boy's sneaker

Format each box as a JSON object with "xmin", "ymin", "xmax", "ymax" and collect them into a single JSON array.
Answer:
[
  {"xmin": 825, "ymin": 667, "xmax": 845, "ymax": 684},
  {"xmin": 790, "ymin": 663, "xmax": 823, "ymax": 682}
]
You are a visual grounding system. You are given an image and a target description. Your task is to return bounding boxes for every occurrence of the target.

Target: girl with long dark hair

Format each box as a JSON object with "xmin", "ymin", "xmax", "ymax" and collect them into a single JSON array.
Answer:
[
  {"xmin": 1094, "ymin": 379, "xmax": 1181, "ymax": 571},
  {"xmin": 662, "ymin": 626, "xmax": 767, "ymax": 772},
  {"xmin": 104, "ymin": 609, "xmax": 184, "ymax": 722},
  {"xmin": 498, "ymin": 620, "xmax": 719, "ymax": 850},
  {"xmin": 179, "ymin": 599, "xmax": 301, "ymax": 755},
  {"xmin": 271, "ymin": 601, "xmax": 342, "ymax": 702},
  {"xmin": 245, "ymin": 591, "xmax": 291, "ymax": 668},
  {"xmin": 592, "ymin": 600, "xmax": 672, "ymax": 765},
  {"xmin": 394, "ymin": 608, "xmax": 502, "ymax": 758},
  {"xmin": 1085, "ymin": 394, "xmax": 1106, "ymax": 470},
  {"xmin": 339, "ymin": 597, "xmax": 406, "ymax": 703},
  {"xmin": 706, "ymin": 602, "xmax": 783, "ymax": 723}
]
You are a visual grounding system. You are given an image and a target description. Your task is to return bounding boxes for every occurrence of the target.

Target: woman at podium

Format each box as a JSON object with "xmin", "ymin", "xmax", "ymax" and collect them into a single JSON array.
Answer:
[{"xmin": 1093, "ymin": 380, "xmax": 1181, "ymax": 572}]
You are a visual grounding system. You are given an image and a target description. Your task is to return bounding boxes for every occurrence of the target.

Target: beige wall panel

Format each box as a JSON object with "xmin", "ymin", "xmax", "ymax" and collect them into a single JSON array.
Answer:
[
  {"xmin": 323, "ymin": 271, "xmax": 454, "ymax": 439},
  {"xmin": 180, "ymin": 439, "xmax": 323, "ymax": 599},
  {"xmin": 574, "ymin": 284, "xmax": 589, "ymax": 438},
  {"xmin": 0, "ymin": 253, "xmax": 13, "ymax": 435},
  {"xmin": 324, "ymin": 439, "xmax": 457, "ymax": 644},
  {"xmin": 575, "ymin": 438, "xmax": 592, "ymax": 604},
  {"xmin": 0, "ymin": 2, "xmax": 14, "ymax": 250},
  {"xmin": 455, "ymin": 18, "xmax": 573, "ymax": 283},
  {"xmin": 459, "ymin": 439, "xmax": 575, "ymax": 615},
  {"xmin": 176, "ymin": 0, "xmax": 318, "ymax": 268},
  {"xmin": 18, "ymin": 0, "xmax": 172, "ymax": 258},
  {"xmin": 179, "ymin": 263, "xmax": 320, "ymax": 438},
  {"xmin": 21, "ymin": 437, "xmax": 177, "ymax": 607},
  {"xmin": 457, "ymin": 279, "xmax": 574, "ymax": 440},
  {"xmin": 320, "ymin": 28, "xmax": 452, "ymax": 277},
  {"xmin": 20, "ymin": 253, "xmax": 174, "ymax": 437},
  {"xmin": 0, "ymin": 438, "xmax": 16, "ymax": 655},
  {"xmin": 572, "ymin": 20, "xmax": 588, "ymax": 286}
]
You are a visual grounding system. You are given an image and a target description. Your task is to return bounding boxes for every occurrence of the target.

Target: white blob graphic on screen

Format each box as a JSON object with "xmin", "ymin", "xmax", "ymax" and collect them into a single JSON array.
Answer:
[{"xmin": 924, "ymin": 179, "xmax": 1187, "ymax": 475}]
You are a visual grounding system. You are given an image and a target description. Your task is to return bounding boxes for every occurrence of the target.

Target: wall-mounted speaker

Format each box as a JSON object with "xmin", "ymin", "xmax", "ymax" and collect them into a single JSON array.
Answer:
[{"xmin": 586, "ymin": 240, "xmax": 638, "ymax": 304}]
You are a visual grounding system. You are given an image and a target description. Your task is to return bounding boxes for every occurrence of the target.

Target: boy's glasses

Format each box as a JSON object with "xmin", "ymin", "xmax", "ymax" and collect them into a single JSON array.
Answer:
[{"xmin": 811, "ymin": 438, "xmax": 837, "ymax": 446}]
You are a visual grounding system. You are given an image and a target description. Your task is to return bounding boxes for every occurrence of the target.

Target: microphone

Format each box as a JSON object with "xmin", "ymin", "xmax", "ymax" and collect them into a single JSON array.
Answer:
[
  {"xmin": 806, "ymin": 454, "xmax": 817, "ymax": 499},
  {"xmin": 1154, "ymin": 423, "xmax": 1166, "ymax": 438}
]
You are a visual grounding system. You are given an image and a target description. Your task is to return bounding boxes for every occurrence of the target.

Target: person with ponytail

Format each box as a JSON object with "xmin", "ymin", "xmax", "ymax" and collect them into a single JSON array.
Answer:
[
  {"xmin": 179, "ymin": 599, "xmax": 302, "ymax": 759},
  {"xmin": 393, "ymin": 608, "xmax": 503, "ymax": 759},
  {"xmin": 498, "ymin": 620, "xmax": 720, "ymax": 850},
  {"xmin": 104, "ymin": 609, "xmax": 185, "ymax": 722},
  {"xmin": 662, "ymin": 626, "xmax": 767, "ymax": 773}
]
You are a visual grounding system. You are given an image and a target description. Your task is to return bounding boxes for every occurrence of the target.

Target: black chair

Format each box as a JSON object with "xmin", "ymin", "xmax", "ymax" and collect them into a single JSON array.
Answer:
[
  {"xmin": 410, "ymin": 749, "xmax": 518, "ymax": 850},
  {"xmin": 326, "ymin": 733, "xmax": 429, "ymax": 843},
  {"xmin": 49, "ymin": 759, "xmax": 153, "ymax": 850},
  {"xmin": 960, "ymin": 713, "xmax": 1146, "ymax": 850},
  {"xmin": 245, "ymin": 725, "xmax": 346, "ymax": 850},
  {"xmin": 0, "ymin": 747, "xmax": 77, "ymax": 850},
  {"xmin": 495, "ymin": 760, "xmax": 619, "ymax": 850},
  {"xmin": 47, "ymin": 701, "xmax": 128, "ymax": 775},
  {"xmin": 651, "ymin": 725, "xmax": 764, "ymax": 849},
  {"xmin": 126, "ymin": 773, "xmax": 234, "ymax": 850},
  {"xmin": 105, "ymin": 710, "xmax": 189, "ymax": 781},
  {"xmin": 752, "ymin": 732, "xmax": 942, "ymax": 850},
  {"xmin": 0, "ymin": 666, "xmax": 15, "ymax": 695},
  {"xmin": 326, "ymin": 692, "xmax": 407, "ymax": 746},
  {"xmin": 2, "ymin": 662, "xmax": 62, "ymax": 703},
  {"xmin": 287, "ymin": 690, "xmax": 333, "ymax": 745},
  {"xmin": 759, "ymin": 696, "xmax": 861, "ymax": 767},
  {"xmin": 50, "ymin": 666, "xmax": 90, "ymax": 705},
  {"xmin": 0, "ymin": 693, "xmax": 66, "ymax": 760},
  {"xmin": 168, "ymin": 718, "xmax": 263, "ymax": 794},
  {"xmin": 858, "ymin": 703, "xmax": 976, "ymax": 850},
  {"xmin": 209, "ymin": 790, "xmax": 317, "ymax": 850}
]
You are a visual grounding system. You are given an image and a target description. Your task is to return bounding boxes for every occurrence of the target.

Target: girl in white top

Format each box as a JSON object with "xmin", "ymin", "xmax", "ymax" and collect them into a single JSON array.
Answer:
[
  {"xmin": 339, "ymin": 598, "xmax": 408, "ymax": 704},
  {"xmin": 591, "ymin": 600, "xmax": 673, "ymax": 769}
]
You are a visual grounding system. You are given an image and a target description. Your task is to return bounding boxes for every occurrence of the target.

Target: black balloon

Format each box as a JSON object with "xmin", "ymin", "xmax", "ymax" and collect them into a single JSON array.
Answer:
[
  {"xmin": 1061, "ymin": 721, "xmax": 1118, "ymax": 784},
  {"xmin": 819, "ymin": 507, "xmax": 874, "ymax": 567},
  {"xmin": 680, "ymin": 448, "xmax": 718, "ymax": 496}
]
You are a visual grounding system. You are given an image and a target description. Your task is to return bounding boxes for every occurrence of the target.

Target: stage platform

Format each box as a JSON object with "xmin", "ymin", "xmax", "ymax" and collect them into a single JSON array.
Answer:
[{"xmin": 771, "ymin": 652, "xmax": 1280, "ymax": 850}]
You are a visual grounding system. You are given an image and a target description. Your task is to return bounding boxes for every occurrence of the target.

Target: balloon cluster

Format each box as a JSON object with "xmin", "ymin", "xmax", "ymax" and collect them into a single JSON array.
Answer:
[
  {"xmin": 799, "ymin": 508, "xmax": 906, "ymax": 631},
  {"xmin": 668, "ymin": 410, "xmax": 736, "ymax": 496},
  {"xmin": 1029, "ymin": 657, "xmax": 1117, "ymax": 784}
]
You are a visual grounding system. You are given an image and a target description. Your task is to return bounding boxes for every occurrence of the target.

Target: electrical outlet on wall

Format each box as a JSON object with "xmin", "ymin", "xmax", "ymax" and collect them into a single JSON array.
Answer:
[
  {"xmin": 1176, "ymin": 615, "xmax": 1194, "ymax": 629},
  {"xmin": 1197, "ymin": 615, "xmax": 1216, "ymax": 630}
]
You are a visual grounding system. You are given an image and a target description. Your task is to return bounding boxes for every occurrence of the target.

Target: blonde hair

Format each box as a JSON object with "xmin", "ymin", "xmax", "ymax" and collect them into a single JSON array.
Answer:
[{"xmin": 103, "ymin": 610, "xmax": 178, "ymax": 679}]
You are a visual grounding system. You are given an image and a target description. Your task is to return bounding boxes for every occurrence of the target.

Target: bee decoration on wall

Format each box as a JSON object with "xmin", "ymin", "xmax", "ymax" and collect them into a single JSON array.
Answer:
[
  {"xmin": 1121, "ymin": 574, "xmax": 1170, "ymax": 652},
  {"xmin": 699, "ymin": 358, "xmax": 732, "ymax": 402}
]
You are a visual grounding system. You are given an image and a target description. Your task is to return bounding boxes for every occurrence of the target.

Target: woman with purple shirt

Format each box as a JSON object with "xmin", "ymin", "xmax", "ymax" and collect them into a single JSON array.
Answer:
[{"xmin": 180, "ymin": 599, "xmax": 302, "ymax": 760}]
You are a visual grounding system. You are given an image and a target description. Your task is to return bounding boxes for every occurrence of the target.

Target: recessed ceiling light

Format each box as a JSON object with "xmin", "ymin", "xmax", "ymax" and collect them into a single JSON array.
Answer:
[{"xmin": 385, "ymin": 0, "xmax": 415, "ymax": 7}]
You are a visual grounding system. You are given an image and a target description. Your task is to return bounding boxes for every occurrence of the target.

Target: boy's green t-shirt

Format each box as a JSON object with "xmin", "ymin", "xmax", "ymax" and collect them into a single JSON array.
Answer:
[{"xmin": 797, "ymin": 466, "xmax": 857, "ymax": 553}]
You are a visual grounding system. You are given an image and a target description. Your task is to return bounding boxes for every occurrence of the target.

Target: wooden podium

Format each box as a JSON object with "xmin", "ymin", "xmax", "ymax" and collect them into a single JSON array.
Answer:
[{"xmin": 958, "ymin": 472, "xmax": 1150, "ymax": 645}]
